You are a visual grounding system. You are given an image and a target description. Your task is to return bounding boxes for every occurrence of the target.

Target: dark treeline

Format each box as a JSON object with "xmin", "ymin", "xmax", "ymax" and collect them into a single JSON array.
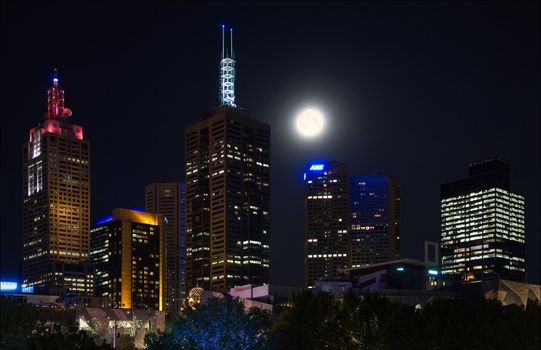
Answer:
[
  {"xmin": 0, "ymin": 297, "xmax": 113, "ymax": 349},
  {"xmin": 146, "ymin": 291, "xmax": 540, "ymax": 350},
  {"xmin": 2, "ymin": 292, "xmax": 539, "ymax": 350}
]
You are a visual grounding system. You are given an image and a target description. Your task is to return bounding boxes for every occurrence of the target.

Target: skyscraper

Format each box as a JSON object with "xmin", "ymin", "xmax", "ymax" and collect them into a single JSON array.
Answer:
[
  {"xmin": 349, "ymin": 174, "xmax": 400, "ymax": 267},
  {"xmin": 90, "ymin": 208, "xmax": 164, "ymax": 310},
  {"xmin": 184, "ymin": 26, "xmax": 270, "ymax": 291},
  {"xmin": 145, "ymin": 182, "xmax": 182, "ymax": 313},
  {"xmin": 440, "ymin": 157, "xmax": 526, "ymax": 283},
  {"xmin": 179, "ymin": 183, "xmax": 186, "ymax": 299},
  {"xmin": 22, "ymin": 70, "xmax": 92, "ymax": 295},
  {"xmin": 304, "ymin": 162, "xmax": 349, "ymax": 288}
]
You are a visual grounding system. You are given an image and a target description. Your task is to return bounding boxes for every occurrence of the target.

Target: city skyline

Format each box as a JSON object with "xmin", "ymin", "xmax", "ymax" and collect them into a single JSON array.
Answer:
[{"xmin": 1, "ymin": 2, "xmax": 539, "ymax": 287}]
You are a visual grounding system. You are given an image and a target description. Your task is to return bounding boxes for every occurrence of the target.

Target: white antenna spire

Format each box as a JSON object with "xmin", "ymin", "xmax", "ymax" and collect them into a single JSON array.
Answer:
[
  {"xmin": 219, "ymin": 24, "xmax": 236, "ymax": 107},
  {"xmin": 230, "ymin": 28, "xmax": 234, "ymax": 59},
  {"xmin": 221, "ymin": 24, "xmax": 225, "ymax": 59}
]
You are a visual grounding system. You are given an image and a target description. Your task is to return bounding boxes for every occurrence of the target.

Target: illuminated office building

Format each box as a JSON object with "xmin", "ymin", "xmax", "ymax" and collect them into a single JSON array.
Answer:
[
  {"xmin": 90, "ymin": 208, "xmax": 164, "ymax": 310},
  {"xmin": 349, "ymin": 175, "xmax": 400, "ymax": 267},
  {"xmin": 304, "ymin": 162, "xmax": 349, "ymax": 288},
  {"xmin": 145, "ymin": 182, "xmax": 183, "ymax": 313},
  {"xmin": 179, "ymin": 183, "xmax": 186, "ymax": 299},
  {"xmin": 441, "ymin": 157, "xmax": 526, "ymax": 283},
  {"xmin": 184, "ymin": 26, "xmax": 270, "ymax": 291},
  {"xmin": 22, "ymin": 70, "xmax": 92, "ymax": 295}
]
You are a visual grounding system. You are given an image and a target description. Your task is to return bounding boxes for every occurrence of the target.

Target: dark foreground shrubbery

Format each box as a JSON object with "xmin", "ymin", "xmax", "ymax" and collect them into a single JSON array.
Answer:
[
  {"xmin": 2, "ymin": 292, "xmax": 539, "ymax": 349},
  {"xmin": 0, "ymin": 298, "xmax": 112, "ymax": 350},
  {"xmin": 146, "ymin": 291, "xmax": 540, "ymax": 350}
]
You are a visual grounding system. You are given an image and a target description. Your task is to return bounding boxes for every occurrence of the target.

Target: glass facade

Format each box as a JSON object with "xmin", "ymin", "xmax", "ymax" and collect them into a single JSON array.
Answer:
[
  {"xmin": 440, "ymin": 158, "xmax": 526, "ymax": 283},
  {"xmin": 23, "ymin": 120, "xmax": 90, "ymax": 293},
  {"xmin": 304, "ymin": 162, "xmax": 349, "ymax": 288},
  {"xmin": 349, "ymin": 175, "xmax": 400, "ymax": 267},
  {"xmin": 145, "ymin": 182, "xmax": 182, "ymax": 313},
  {"xmin": 185, "ymin": 106, "xmax": 270, "ymax": 291},
  {"xmin": 90, "ymin": 209, "xmax": 163, "ymax": 310}
]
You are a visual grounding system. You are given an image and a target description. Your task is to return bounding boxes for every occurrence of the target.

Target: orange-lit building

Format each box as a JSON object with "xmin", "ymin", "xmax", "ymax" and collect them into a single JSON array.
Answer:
[
  {"xmin": 22, "ymin": 70, "xmax": 92, "ymax": 295},
  {"xmin": 90, "ymin": 208, "xmax": 164, "ymax": 310}
]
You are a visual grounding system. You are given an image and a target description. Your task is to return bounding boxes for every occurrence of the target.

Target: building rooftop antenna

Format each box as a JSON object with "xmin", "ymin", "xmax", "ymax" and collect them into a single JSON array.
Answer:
[
  {"xmin": 219, "ymin": 24, "xmax": 236, "ymax": 107},
  {"xmin": 221, "ymin": 24, "xmax": 225, "ymax": 59},
  {"xmin": 230, "ymin": 28, "xmax": 234, "ymax": 60}
]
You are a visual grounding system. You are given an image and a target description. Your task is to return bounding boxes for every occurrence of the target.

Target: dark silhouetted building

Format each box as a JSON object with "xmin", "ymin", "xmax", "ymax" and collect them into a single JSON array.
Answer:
[
  {"xmin": 184, "ymin": 28, "xmax": 270, "ymax": 291},
  {"xmin": 22, "ymin": 70, "xmax": 92, "ymax": 295},
  {"xmin": 313, "ymin": 259, "xmax": 451, "ymax": 306},
  {"xmin": 349, "ymin": 175, "xmax": 400, "ymax": 267},
  {"xmin": 90, "ymin": 208, "xmax": 163, "ymax": 310},
  {"xmin": 440, "ymin": 157, "xmax": 526, "ymax": 283},
  {"xmin": 145, "ymin": 182, "xmax": 183, "ymax": 313},
  {"xmin": 304, "ymin": 162, "xmax": 349, "ymax": 288}
]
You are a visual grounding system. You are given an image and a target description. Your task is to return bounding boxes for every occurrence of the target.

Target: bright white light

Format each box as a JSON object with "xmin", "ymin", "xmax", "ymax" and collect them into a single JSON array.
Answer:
[
  {"xmin": 295, "ymin": 108, "xmax": 325, "ymax": 138},
  {"xmin": 0, "ymin": 281, "xmax": 17, "ymax": 291}
]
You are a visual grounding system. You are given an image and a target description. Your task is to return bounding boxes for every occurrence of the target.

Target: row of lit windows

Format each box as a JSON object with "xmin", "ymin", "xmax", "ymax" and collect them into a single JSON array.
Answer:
[{"xmin": 307, "ymin": 253, "xmax": 347, "ymax": 258}]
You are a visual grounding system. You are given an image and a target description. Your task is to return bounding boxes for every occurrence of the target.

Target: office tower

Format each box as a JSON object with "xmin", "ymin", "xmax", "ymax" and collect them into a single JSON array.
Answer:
[
  {"xmin": 349, "ymin": 175, "xmax": 400, "ymax": 267},
  {"xmin": 179, "ymin": 183, "xmax": 186, "ymax": 299},
  {"xmin": 145, "ymin": 182, "xmax": 182, "ymax": 313},
  {"xmin": 184, "ymin": 26, "xmax": 270, "ymax": 291},
  {"xmin": 90, "ymin": 208, "xmax": 164, "ymax": 310},
  {"xmin": 22, "ymin": 70, "xmax": 92, "ymax": 295},
  {"xmin": 441, "ymin": 157, "xmax": 526, "ymax": 283},
  {"xmin": 304, "ymin": 162, "xmax": 349, "ymax": 288}
]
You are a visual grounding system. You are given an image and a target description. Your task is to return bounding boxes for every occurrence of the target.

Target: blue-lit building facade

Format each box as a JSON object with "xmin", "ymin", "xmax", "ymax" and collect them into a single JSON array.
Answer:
[
  {"xmin": 349, "ymin": 175, "xmax": 400, "ymax": 267},
  {"xmin": 304, "ymin": 162, "xmax": 350, "ymax": 288},
  {"xmin": 440, "ymin": 157, "xmax": 526, "ymax": 283}
]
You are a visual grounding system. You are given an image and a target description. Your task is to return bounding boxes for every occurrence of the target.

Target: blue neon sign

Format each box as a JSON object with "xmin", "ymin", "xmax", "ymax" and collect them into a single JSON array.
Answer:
[
  {"xmin": 309, "ymin": 164, "xmax": 325, "ymax": 171},
  {"xmin": 1, "ymin": 281, "xmax": 18, "ymax": 291},
  {"xmin": 428, "ymin": 269, "xmax": 439, "ymax": 276}
]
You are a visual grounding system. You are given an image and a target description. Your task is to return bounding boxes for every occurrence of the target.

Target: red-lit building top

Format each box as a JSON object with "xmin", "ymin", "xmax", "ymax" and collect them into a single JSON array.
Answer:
[{"xmin": 29, "ymin": 69, "xmax": 82, "ymax": 142}]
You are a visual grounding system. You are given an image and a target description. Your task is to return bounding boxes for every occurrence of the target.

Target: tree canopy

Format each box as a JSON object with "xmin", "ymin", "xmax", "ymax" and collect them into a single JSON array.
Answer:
[
  {"xmin": 3, "ymin": 291, "xmax": 539, "ymax": 350},
  {"xmin": 269, "ymin": 290, "xmax": 540, "ymax": 350},
  {"xmin": 145, "ymin": 295, "xmax": 271, "ymax": 350}
]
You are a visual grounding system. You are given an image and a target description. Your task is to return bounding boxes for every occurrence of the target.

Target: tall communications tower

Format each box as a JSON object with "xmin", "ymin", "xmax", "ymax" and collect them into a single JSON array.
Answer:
[
  {"xmin": 185, "ymin": 25, "xmax": 271, "ymax": 292},
  {"xmin": 219, "ymin": 25, "xmax": 236, "ymax": 107}
]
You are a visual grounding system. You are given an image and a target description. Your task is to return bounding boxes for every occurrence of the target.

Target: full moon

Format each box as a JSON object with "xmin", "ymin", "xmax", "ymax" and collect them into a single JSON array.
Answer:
[{"xmin": 295, "ymin": 108, "xmax": 325, "ymax": 138}]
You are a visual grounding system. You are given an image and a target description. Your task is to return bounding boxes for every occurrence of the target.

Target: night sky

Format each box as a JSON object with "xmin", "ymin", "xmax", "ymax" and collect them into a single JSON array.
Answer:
[{"xmin": 1, "ymin": 2, "xmax": 539, "ymax": 285}]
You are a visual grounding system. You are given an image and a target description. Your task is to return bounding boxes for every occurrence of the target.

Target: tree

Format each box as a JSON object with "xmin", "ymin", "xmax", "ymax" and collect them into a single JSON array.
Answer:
[
  {"xmin": 1, "ymin": 297, "xmax": 110, "ymax": 350},
  {"xmin": 269, "ymin": 290, "xmax": 419, "ymax": 350},
  {"xmin": 145, "ymin": 295, "xmax": 271, "ymax": 350},
  {"xmin": 26, "ymin": 323, "xmax": 112, "ymax": 350},
  {"xmin": 269, "ymin": 290, "xmax": 345, "ymax": 350}
]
